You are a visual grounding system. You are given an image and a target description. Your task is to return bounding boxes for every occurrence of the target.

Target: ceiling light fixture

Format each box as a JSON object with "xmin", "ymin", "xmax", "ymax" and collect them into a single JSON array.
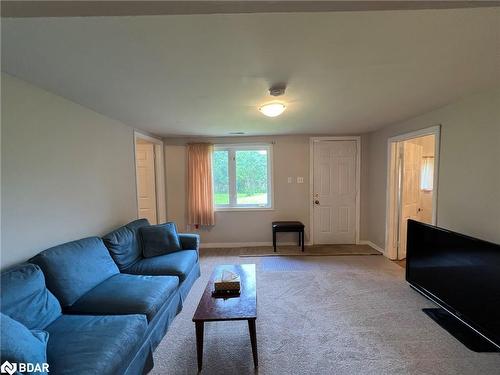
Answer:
[
  {"xmin": 259, "ymin": 103, "xmax": 286, "ymax": 117},
  {"xmin": 259, "ymin": 84, "xmax": 287, "ymax": 117}
]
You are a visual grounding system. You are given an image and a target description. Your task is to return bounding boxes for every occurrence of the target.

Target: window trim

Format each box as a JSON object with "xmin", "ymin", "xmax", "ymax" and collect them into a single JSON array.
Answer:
[{"xmin": 213, "ymin": 143, "xmax": 274, "ymax": 211}]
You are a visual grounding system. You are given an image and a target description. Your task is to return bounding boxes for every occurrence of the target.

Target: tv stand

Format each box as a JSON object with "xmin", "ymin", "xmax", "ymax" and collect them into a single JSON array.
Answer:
[{"xmin": 423, "ymin": 308, "xmax": 500, "ymax": 352}]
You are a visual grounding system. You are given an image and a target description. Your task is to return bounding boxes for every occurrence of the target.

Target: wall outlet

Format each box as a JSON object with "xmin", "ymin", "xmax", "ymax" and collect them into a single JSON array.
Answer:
[
  {"xmin": 297, "ymin": 177, "xmax": 304, "ymax": 184},
  {"xmin": 287, "ymin": 177, "xmax": 293, "ymax": 183}
]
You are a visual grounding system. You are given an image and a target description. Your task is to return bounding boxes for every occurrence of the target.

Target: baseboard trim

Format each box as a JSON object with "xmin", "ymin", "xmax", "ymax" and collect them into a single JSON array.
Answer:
[
  {"xmin": 359, "ymin": 240, "xmax": 385, "ymax": 254},
  {"xmin": 200, "ymin": 241, "xmax": 312, "ymax": 249},
  {"xmin": 202, "ymin": 241, "xmax": 382, "ymax": 250}
]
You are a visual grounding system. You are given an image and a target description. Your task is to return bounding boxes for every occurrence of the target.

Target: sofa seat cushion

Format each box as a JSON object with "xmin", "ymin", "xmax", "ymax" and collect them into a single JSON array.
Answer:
[
  {"xmin": 45, "ymin": 314, "xmax": 147, "ymax": 375},
  {"xmin": 102, "ymin": 219, "xmax": 150, "ymax": 270},
  {"xmin": 1, "ymin": 264, "xmax": 61, "ymax": 330},
  {"xmin": 67, "ymin": 274, "xmax": 179, "ymax": 321},
  {"xmin": 30, "ymin": 237, "xmax": 119, "ymax": 307},
  {"xmin": 125, "ymin": 250, "xmax": 198, "ymax": 281}
]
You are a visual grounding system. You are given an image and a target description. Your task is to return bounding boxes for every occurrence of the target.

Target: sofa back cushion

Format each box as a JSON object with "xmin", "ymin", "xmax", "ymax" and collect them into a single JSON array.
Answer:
[
  {"xmin": 1, "ymin": 313, "xmax": 49, "ymax": 369},
  {"xmin": 30, "ymin": 237, "xmax": 119, "ymax": 307},
  {"xmin": 102, "ymin": 219, "xmax": 150, "ymax": 270},
  {"xmin": 140, "ymin": 222, "xmax": 182, "ymax": 258},
  {"xmin": 1, "ymin": 264, "xmax": 61, "ymax": 330}
]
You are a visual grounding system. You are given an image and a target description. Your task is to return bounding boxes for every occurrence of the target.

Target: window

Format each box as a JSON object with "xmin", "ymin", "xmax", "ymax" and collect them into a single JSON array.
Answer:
[
  {"xmin": 212, "ymin": 144, "xmax": 273, "ymax": 209},
  {"xmin": 420, "ymin": 156, "xmax": 434, "ymax": 191}
]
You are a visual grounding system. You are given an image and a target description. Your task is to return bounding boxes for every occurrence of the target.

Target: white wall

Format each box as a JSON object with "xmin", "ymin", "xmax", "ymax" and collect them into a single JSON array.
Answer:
[
  {"xmin": 164, "ymin": 135, "xmax": 312, "ymax": 245},
  {"xmin": 362, "ymin": 88, "xmax": 500, "ymax": 249},
  {"xmin": 1, "ymin": 74, "xmax": 138, "ymax": 269}
]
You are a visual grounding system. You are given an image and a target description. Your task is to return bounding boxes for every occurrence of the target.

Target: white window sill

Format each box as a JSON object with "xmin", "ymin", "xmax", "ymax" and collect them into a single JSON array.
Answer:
[{"xmin": 215, "ymin": 207, "xmax": 275, "ymax": 212}]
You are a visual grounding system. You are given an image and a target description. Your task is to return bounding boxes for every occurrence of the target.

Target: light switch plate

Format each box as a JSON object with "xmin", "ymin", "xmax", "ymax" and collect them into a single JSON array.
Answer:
[
  {"xmin": 287, "ymin": 177, "xmax": 293, "ymax": 183},
  {"xmin": 297, "ymin": 177, "xmax": 304, "ymax": 184}
]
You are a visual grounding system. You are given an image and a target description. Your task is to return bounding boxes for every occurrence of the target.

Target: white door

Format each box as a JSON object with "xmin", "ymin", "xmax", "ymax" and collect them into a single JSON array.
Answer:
[
  {"xmin": 313, "ymin": 140, "xmax": 357, "ymax": 244},
  {"xmin": 136, "ymin": 143, "xmax": 158, "ymax": 224},
  {"xmin": 398, "ymin": 141, "xmax": 423, "ymax": 259}
]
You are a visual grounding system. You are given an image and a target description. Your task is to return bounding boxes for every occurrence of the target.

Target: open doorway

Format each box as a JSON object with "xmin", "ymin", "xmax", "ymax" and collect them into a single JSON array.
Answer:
[
  {"xmin": 134, "ymin": 132, "xmax": 166, "ymax": 225},
  {"xmin": 385, "ymin": 126, "xmax": 440, "ymax": 260}
]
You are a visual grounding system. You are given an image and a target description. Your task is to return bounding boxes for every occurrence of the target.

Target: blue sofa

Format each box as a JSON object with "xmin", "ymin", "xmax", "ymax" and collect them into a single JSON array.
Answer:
[{"xmin": 1, "ymin": 220, "xmax": 200, "ymax": 375}]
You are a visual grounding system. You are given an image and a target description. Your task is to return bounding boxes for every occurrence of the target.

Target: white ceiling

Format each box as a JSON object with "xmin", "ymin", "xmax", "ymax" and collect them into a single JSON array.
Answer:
[{"xmin": 2, "ymin": 7, "xmax": 499, "ymax": 137}]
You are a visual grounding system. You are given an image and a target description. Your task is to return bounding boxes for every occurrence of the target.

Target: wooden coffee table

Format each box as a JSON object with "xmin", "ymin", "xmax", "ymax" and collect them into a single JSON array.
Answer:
[{"xmin": 192, "ymin": 264, "xmax": 257, "ymax": 371}]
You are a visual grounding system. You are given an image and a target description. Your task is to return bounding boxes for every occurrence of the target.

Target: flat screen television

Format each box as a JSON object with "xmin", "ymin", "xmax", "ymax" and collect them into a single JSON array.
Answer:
[{"xmin": 406, "ymin": 219, "xmax": 500, "ymax": 350}]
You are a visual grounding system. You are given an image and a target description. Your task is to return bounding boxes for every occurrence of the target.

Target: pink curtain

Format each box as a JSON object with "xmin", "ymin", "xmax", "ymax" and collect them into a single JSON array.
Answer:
[{"xmin": 187, "ymin": 143, "xmax": 215, "ymax": 226}]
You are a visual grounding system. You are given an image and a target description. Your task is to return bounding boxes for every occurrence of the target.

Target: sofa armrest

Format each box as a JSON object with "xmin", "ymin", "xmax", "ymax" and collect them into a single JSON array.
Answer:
[{"xmin": 178, "ymin": 233, "xmax": 200, "ymax": 252}]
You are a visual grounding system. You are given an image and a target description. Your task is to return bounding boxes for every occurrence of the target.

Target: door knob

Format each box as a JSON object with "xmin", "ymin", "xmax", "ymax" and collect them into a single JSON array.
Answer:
[{"xmin": 315, "ymin": 200, "xmax": 320, "ymax": 205}]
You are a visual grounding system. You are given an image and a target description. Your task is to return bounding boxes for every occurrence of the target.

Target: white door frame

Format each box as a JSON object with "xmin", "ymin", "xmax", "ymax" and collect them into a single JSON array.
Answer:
[
  {"xmin": 134, "ymin": 131, "xmax": 166, "ymax": 224},
  {"xmin": 309, "ymin": 136, "xmax": 361, "ymax": 245},
  {"xmin": 385, "ymin": 125, "xmax": 441, "ymax": 259}
]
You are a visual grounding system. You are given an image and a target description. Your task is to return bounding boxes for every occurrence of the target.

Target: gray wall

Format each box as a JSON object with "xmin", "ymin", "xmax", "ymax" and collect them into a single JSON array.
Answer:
[
  {"xmin": 165, "ymin": 134, "xmax": 369, "ymax": 246},
  {"xmin": 164, "ymin": 135, "xmax": 312, "ymax": 245},
  {"xmin": 362, "ymin": 88, "xmax": 500, "ymax": 249},
  {"xmin": 4, "ymin": 73, "xmax": 495, "ymax": 262},
  {"xmin": 1, "ymin": 74, "xmax": 138, "ymax": 269}
]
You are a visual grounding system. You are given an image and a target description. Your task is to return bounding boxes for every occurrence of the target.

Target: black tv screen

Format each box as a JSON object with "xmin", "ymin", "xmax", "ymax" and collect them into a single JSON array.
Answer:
[{"xmin": 406, "ymin": 220, "xmax": 500, "ymax": 348}]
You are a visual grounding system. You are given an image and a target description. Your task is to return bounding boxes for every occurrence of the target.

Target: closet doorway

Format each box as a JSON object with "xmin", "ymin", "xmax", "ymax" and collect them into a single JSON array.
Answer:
[
  {"xmin": 134, "ymin": 132, "xmax": 166, "ymax": 225},
  {"xmin": 385, "ymin": 126, "xmax": 440, "ymax": 260}
]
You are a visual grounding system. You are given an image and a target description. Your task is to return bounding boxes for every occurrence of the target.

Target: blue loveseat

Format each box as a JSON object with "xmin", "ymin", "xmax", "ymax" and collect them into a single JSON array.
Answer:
[{"xmin": 1, "ymin": 219, "xmax": 200, "ymax": 374}]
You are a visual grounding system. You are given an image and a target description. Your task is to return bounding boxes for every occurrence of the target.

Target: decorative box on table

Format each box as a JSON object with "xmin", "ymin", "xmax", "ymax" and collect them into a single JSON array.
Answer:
[{"xmin": 214, "ymin": 269, "xmax": 241, "ymax": 293}]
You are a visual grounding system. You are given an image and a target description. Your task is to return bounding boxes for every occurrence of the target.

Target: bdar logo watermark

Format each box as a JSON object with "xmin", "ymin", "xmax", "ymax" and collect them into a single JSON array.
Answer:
[
  {"xmin": 1, "ymin": 360, "xmax": 49, "ymax": 374},
  {"xmin": 0, "ymin": 361, "xmax": 16, "ymax": 375}
]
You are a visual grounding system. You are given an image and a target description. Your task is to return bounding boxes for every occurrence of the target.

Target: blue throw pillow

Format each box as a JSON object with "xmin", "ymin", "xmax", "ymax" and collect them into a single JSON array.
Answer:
[
  {"xmin": 140, "ymin": 223, "xmax": 182, "ymax": 258},
  {"xmin": 1, "ymin": 313, "xmax": 49, "ymax": 372}
]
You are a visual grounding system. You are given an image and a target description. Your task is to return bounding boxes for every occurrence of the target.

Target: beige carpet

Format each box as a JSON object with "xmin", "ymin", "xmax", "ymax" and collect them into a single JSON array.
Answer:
[{"xmin": 151, "ymin": 249, "xmax": 500, "ymax": 374}]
